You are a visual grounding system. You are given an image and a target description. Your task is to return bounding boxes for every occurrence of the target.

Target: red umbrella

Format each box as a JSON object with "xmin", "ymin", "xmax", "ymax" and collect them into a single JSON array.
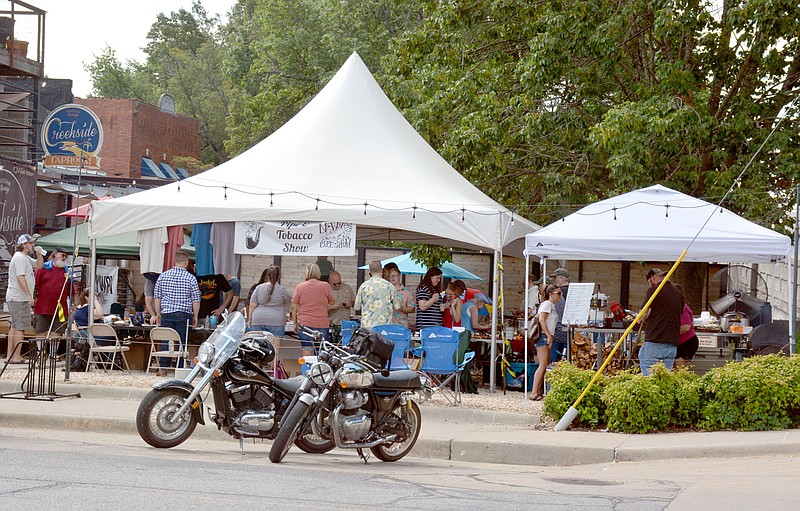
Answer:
[{"xmin": 56, "ymin": 196, "xmax": 113, "ymax": 218}]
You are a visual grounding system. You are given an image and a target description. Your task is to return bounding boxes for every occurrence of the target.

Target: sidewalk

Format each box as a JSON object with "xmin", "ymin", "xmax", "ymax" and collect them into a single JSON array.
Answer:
[{"xmin": 2, "ymin": 380, "xmax": 800, "ymax": 466}]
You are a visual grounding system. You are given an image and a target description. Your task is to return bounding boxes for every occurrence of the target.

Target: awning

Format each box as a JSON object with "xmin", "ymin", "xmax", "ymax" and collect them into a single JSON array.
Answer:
[
  {"xmin": 358, "ymin": 252, "xmax": 483, "ymax": 280},
  {"xmin": 175, "ymin": 167, "xmax": 190, "ymax": 179},
  {"xmin": 159, "ymin": 162, "xmax": 180, "ymax": 180},
  {"xmin": 141, "ymin": 157, "xmax": 167, "ymax": 179}
]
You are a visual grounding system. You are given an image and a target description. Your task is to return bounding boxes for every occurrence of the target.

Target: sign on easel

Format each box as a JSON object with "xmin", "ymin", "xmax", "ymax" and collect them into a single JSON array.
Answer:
[{"xmin": 561, "ymin": 283, "xmax": 595, "ymax": 326}]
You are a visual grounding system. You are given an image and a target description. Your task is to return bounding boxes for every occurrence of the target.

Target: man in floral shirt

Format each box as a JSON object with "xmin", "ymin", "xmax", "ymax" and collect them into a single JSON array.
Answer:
[{"xmin": 354, "ymin": 260, "xmax": 398, "ymax": 329}]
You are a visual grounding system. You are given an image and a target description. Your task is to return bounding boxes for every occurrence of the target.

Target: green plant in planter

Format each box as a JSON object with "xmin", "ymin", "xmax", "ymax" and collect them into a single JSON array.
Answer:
[
  {"xmin": 699, "ymin": 355, "xmax": 800, "ymax": 431},
  {"xmin": 542, "ymin": 362, "xmax": 608, "ymax": 428},
  {"xmin": 602, "ymin": 364, "xmax": 674, "ymax": 433}
]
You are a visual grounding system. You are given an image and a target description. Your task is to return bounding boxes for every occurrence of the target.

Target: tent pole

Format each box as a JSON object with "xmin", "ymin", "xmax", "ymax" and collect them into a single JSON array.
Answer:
[
  {"xmin": 523, "ymin": 254, "xmax": 530, "ymax": 398},
  {"xmin": 791, "ymin": 184, "xmax": 798, "ymax": 355},
  {"xmin": 89, "ymin": 238, "xmax": 97, "ymax": 357},
  {"xmin": 489, "ymin": 249, "xmax": 500, "ymax": 391}
]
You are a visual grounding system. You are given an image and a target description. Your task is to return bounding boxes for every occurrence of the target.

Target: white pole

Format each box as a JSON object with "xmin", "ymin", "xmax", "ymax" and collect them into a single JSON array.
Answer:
[
  {"xmin": 523, "ymin": 254, "xmax": 530, "ymax": 397},
  {"xmin": 489, "ymin": 249, "xmax": 500, "ymax": 391},
  {"xmin": 88, "ymin": 238, "xmax": 97, "ymax": 364}
]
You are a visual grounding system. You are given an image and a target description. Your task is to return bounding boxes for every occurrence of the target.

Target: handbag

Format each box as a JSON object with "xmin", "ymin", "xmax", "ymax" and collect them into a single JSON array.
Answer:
[{"xmin": 527, "ymin": 313, "xmax": 541, "ymax": 342}]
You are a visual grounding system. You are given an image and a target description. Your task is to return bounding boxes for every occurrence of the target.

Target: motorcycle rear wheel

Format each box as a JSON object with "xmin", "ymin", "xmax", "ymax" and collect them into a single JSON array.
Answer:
[
  {"xmin": 370, "ymin": 400, "xmax": 421, "ymax": 462},
  {"xmin": 136, "ymin": 388, "xmax": 198, "ymax": 448},
  {"xmin": 269, "ymin": 401, "xmax": 312, "ymax": 463}
]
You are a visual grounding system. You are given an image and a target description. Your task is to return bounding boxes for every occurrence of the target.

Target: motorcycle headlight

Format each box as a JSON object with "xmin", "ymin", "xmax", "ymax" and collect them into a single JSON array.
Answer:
[
  {"xmin": 197, "ymin": 342, "xmax": 215, "ymax": 365},
  {"xmin": 308, "ymin": 362, "xmax": 334, "ymax": 386}
]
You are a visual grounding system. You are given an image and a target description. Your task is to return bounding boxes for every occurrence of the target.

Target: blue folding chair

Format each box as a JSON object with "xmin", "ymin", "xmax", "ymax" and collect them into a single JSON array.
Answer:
[
  {"xmin": 418, "ymin": 327, "xmax": 475, "ymax": 405},
  {"xmin": 340, "ymin": 320, "xmax": 358, "ymax": 346},
  {"xmin": 372, "ymin": 324, "xmax": 412, "ymax": 370}
]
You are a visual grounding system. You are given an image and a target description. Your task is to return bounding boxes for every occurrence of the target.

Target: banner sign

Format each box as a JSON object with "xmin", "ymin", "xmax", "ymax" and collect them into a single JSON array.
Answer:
[
  {"xmin": 234, "ymin": 221, "xmax": 356, "ymax": 256},
  {"xmin": 41, "ymin": 103, "xmax": 103, "ymax": 169},
  {"xmin": 0, "ymin": 158, "xmax": 36, "ymax": 262},
  {"xmin": 95, "ymin": 264, "xmax": 119, "ymax": 314}
]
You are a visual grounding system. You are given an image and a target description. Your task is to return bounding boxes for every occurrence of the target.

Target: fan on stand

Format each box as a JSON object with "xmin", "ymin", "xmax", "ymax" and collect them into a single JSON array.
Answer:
[{"xmin": 708, "ymin": 265, "xmax": 772, "ymax": 328}]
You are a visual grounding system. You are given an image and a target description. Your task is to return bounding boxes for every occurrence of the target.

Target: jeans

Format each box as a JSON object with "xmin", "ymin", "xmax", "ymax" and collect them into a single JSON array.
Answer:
[
  {"xmin": 160, "ymin": 312, "xmax": 192, "ymax": 369},
  {"xmin": 638, "ymin": 341, "xmax": 677, "ymax": 376},
  {"xmin": 251, "ymin": 325, "xmax": 285, "ymax": 336},
  {"xmin": 550, "ymin": 340, "xmax": 567, "ymax": 363}
]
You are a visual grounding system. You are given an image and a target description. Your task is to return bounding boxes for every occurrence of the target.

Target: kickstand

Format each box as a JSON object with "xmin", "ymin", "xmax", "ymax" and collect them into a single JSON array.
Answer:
[
  {"xmin": 356, "ymin": 448, "xmax": 370, "ymax": 464},
  {"xmin": 239, "ymin": 437, "xmax": 245, "ymax": 455}
]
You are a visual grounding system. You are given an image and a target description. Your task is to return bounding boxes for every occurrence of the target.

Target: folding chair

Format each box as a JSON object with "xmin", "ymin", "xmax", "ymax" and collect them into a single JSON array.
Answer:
[
  {"xmin": 341, "ymin": 320, "xmax": 358, "ymax": 346},
  {"xmin": 147, "ymin": 327, "xmax": 186, "ymax": 373},
  {"xmin": 372, "ymin": 324, "xmax": 412, "ymax": 370},
  {"xmin": 87, "ymin": 323, "xmax": 131, "ymax": 372},
  {"xmin": 418, "ymin": 327, "xmax": 475, "ymax": 405}
]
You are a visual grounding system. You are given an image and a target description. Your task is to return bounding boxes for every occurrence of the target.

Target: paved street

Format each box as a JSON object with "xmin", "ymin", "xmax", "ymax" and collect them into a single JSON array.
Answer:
[{"xmin": 1, "ymin": 427, "xmax": 799, "ymax": 510}]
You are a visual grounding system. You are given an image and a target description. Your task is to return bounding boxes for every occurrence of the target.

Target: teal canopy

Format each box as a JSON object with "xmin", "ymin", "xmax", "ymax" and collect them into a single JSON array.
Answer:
[
  {"xmin": 37, "ymin": 223, "xmax": 194, "ymax": 259},
  {"xmin": 358, "ymin": 253, "xmax": 482, "ymax": 280}
]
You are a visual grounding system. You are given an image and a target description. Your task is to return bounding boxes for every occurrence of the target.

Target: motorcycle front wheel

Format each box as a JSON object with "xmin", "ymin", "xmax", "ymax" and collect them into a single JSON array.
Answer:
[
  {"xmin": 269, "ymin": 400, "xmax": 314, "ymax": 463},
  {"xmin": 370, "ymin": 400, "xmax": 421, "ymax": 462},
  {"xmin": 136, "ymin": 388, "xmax": 198, "ymax": 448}
]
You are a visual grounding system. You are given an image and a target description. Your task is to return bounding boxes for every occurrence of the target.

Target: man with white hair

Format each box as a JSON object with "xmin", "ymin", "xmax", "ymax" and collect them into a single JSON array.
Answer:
[
  {"xmin": 354, "ymin": 260, "xmax": 398, "ymax": 329},
  {"xmin": 33, "ymin": 247, "xmax": 72, "ymax": 339},
  {"xmin": 5, "ymin": 234, "xmax": 44, "ymax": 363}
]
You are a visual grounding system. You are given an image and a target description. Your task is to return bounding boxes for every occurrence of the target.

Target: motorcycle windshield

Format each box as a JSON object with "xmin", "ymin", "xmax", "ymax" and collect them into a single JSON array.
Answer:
[{"xmin": 206, "ymin": 311, "xmax": 246, "ymax": 362}]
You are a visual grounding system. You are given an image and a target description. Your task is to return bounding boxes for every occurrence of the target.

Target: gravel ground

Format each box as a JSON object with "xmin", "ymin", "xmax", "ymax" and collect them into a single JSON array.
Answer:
[{"xmin": 0, "ymin": 362, "xmax": 543, "ymax": 416}]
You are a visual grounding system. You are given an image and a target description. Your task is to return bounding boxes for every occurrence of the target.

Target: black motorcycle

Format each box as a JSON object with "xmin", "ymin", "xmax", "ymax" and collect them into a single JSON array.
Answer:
[
  {"xmin": 268, "ymin": 326, "xmax": 423, "ymax": 463},
  {"xmin": 136, "ymin": 312, "xmax": 335, "ymax": 454}
]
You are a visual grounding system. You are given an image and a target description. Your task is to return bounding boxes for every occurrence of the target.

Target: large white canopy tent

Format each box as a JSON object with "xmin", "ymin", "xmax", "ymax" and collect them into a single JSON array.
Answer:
[
  {"xmin": 522, "ymin": 184, "xmax": 794, "ymax": 368},
  {"xmin": 87, "ymin": 52, "xmax": 539, "ymax": 388}
]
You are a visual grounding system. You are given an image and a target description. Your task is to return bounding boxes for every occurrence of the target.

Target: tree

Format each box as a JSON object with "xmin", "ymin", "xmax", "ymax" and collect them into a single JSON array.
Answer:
[
  {"xmin": 383, "ymin": 0, "xmax": 800, "ymax": 233},
  {"xmin": 223, "ymin": 0, "xmax": 423, "ymax": 155}
]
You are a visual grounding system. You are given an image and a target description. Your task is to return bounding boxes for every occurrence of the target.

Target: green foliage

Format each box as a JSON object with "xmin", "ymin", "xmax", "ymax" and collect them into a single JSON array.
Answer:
[
  {"xmin": 699, "ymin": 355, "xmax": 800, "ymax": 431},
  {"xmin": 542, "ymin": 362, "xmax": 607, "ymax": 428},
  {"xmin": 603, "ymin": 364, "xmax": 679, "ymax": 433},
  {"xmin": 409, "ymin": 244, "xmax": 452, "ymax": 270},
  {"xmin": 384, "ymin": 0, "xmax": 800, "ymax": 232}
]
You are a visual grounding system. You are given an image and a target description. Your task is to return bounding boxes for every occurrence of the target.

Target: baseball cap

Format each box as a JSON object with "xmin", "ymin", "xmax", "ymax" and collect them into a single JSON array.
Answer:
[
  {"xmin": 532, "ymin": 276, "xmax": 550, "ymax": 285},
  {"xmin": 474, "ymin": 292, "xmax": 493, "ymax": 305},
  {"xmin": 646, "ymin": 268, "xmax": 666, "ymax": 279},
  {"xmin": 54, "ymin": 247, "xmax": 70, "ymax": 255},
  {"xmin": 16, "ymin": 234, "xmax": 34, "ymax": 245},
  {"xmin": 548, "ymin": 268, "xmax": 570, "ymax": 278}
]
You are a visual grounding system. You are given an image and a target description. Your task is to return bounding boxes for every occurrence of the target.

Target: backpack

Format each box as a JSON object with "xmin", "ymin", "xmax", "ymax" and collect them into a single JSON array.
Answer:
[{"xmin": 70, "ymin": 338, "xmax": 90, "ymax": 372}]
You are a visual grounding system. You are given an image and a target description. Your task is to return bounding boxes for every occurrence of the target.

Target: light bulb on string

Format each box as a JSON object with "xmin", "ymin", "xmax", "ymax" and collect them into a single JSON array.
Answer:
[
  {"xmin": 315, "ymin": 198, "xmax": 320, "ymax": 214},
  {"xmin": 461, "ymin": 207, "xmax": 465, "ymax": 224},
  {"xmin": 412, "ymin": 205, "xmax": 417, "ymax": 223},
  {"xmin": 613, "ymin": 206, "xmax": 617, "ymax": 220},
  {"xmin": 363, "ymin": 202, "xmax": 368, "ymax": 216},
  {"xmin": 224, "ymin": 184, "xmax": 228, "ymax": 200},
  {"xmin": 665, "ymin": 204, "xmax": 670, "ymax": 218},
  {"xmin": 269, "ymin": 192, "xmax": 274, "ymax": 207}
]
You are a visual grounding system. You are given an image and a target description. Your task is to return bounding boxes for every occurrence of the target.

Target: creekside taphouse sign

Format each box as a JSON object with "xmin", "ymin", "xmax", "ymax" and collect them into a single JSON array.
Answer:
[
  {"xmin": 41, "ymin": 103, "xmax": 103, "ymax": 169},
  {"xmin": 234, "ymin": 221, "xmax": 356, "ymax": 256}
]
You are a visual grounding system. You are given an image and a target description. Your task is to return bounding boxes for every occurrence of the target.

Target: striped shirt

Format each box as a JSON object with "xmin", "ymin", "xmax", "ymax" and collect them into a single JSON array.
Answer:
[
  {"xmin": 415, "ymin": 284, "xmax": 442, "ymax": 329},
  {"xmin": 154, "ymin": 267, "xmax": 200, "ymax": 315}
]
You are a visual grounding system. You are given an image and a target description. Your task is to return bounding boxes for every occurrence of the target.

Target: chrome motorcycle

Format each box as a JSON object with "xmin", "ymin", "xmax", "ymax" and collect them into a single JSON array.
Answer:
[
  {"xmin": 268, "ymin": 327, "xmax": 423, "ymax": 463},
  {"xmin": 136, "ymin": 312, "xmax": 334, "ymax": 454}
]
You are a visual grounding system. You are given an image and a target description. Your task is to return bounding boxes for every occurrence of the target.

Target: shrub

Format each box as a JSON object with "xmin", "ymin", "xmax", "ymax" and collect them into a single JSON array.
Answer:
[
  {"xmin": 542, "ymin": 362, "xmax": 608, "ymax": 428},
  {"xmin": 699, "ymin": 355, "xmax": 800, "ymax": 431},
  {"xmin": 669, "ymin": 368, "xmax": 703, "ymax": 428},
  {"xmin": 602, "ymin": 364, "xmax": 674, "ymax": 433}
]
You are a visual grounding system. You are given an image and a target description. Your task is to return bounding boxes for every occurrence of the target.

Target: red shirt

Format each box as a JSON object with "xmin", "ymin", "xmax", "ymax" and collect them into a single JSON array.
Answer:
[
  {"xmin": 292, "ymin": 279, "xmax": 334, "ymax": 328},
  {"xmin": 33, "ymin": 266, "xmax": 70, "ymax": 316}
]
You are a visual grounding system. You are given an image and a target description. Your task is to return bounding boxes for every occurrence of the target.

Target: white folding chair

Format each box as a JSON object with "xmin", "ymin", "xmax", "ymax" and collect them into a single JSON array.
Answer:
[
  {"xmin": 87, "ymin": 323, "xmax": 131, "ymax": 372},
  {"xmin": 147, "ymin": 327, "xmax": 186, "ymax": 374}
]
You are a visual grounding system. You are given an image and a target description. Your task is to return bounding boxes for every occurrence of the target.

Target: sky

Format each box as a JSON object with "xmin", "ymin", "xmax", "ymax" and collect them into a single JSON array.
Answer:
[{"xmin": 31, "ymin": 0, "xmax": 237, "ymax": 97}]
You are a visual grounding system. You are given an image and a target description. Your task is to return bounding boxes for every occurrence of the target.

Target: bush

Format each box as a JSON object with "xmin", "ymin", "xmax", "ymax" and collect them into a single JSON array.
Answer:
[
  {"xmin": 669, "ymin": 368, "xmax": 703, "ymax": 428},
  {"xmin": 542, "ymin": 362, "xmax": 608, "ymax": 428},
  {"xmin": 603, "ymin": 364, "xmax": 675, "ymax": 433},
  {"xmin": 699, "ymin": 354, "xmax": 800, "ymax": 431}
]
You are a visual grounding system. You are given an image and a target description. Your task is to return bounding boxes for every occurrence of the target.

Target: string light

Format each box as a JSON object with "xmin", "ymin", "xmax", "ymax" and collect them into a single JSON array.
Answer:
[
  {"xmin": 363, "ymin": 202, "xmax": 368, "ymax": 216},
  {"xmin": 315, "ymin": 198, "xmax": 320, "ymax": 213},
  {"xmin": 269, "ymin": 192, "xmax": 273, "ymax": 207},
  {"xmin": 223, "ymin": 184, "xmax": 228, "ymax": 200},
  {"xmin": 461, "ymin": 207, "xmax": 465, "ymax": 224},
  {"xmin": 613, "ymin": 206, "xmax": 617, "ymax": 220},
  {"xmin": 665, "ymin": 204, "xmax": 669, "ymax": 217},
  {"xmin": 412, "ymin": 205, "xmax": 417, "ymax": 222}
]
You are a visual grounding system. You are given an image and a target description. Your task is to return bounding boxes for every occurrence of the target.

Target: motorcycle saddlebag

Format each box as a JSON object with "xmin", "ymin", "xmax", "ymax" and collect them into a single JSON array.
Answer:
[{"xmin": 348, "ymin": 327, "xmax": 394, "ymax": 369}]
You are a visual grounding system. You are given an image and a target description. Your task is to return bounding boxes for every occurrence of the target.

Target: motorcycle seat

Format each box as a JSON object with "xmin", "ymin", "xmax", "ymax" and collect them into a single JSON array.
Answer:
[
  {"xmin": 372, "ymin": 369, "xmax": 421, "ymax": 390},
  {"xmin": 272, "ymin": 375, "xmax": 305, "ymax": 395}
]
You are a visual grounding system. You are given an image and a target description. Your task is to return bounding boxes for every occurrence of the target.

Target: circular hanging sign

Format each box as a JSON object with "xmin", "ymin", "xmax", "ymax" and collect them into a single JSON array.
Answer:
[{"xmin": 41, "ymin": 103, "xmax": 103, "ymax": 169}]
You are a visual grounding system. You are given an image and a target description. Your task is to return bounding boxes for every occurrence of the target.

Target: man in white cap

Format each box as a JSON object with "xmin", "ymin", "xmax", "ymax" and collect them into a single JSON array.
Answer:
[{"xmin": 5, "ymin": 234, "xmax": 44, "ymax": 363}]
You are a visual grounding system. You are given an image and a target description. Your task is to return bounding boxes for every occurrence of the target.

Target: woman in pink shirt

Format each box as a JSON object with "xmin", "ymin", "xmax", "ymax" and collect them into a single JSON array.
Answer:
[
  {"xmin": 673, "ymin": 284, "xmax": 699, "ymax": 368},
  {"xmin": 292, "ymin": 263, "xmax": 335, "ymax": 357}
]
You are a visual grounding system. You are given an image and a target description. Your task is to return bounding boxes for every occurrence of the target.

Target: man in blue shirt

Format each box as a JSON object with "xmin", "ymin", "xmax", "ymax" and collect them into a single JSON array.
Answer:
[{"xmin": 154, "ymin": 251, "xmax": 200, "ymax": 372}]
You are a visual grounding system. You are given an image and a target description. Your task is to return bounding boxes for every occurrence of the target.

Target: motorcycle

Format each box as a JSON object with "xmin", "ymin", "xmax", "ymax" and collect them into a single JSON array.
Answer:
[
  {"xmin": 136, "ymin": 312, "xmax": 335, "ymax": 455},
  {"xmin": 268, "ymin": 326, "xmax": 423, "ymax": 464}
]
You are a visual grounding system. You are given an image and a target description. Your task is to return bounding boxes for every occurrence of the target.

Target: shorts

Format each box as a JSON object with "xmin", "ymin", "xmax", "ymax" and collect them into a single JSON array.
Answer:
[
  {"xmin": 7, "ymin": 301, "xmax": 32, "ymax": 330},
  {"xmin": 676, "ymin": 335, "xmax": 699, "ymax": 360},
  {"xmin": 535, "ymin": 332, "xmax": 549, "ymax": 348},
  {"xmin": 34, "ymin": 314, "xmax": 67, "ymax": 335}
]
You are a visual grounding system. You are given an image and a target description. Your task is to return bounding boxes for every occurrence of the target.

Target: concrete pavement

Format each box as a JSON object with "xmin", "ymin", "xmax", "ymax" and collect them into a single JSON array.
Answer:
[{"xmin": 2, "ymin": 380, "xmax": 800, "ymax": 466}]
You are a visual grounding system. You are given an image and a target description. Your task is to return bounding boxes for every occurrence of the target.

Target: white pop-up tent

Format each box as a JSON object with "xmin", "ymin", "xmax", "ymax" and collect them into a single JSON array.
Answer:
[
  {"xmin": 87, "ymin": 52, "xmax": 539, "ymax": 389},
  {"xmin": 524, "ymin": 185, "xmax": 790, "ymax": 263},
  {"xmin": 89, "ymin": 52, "xmax": 537, "ymax": 251}
]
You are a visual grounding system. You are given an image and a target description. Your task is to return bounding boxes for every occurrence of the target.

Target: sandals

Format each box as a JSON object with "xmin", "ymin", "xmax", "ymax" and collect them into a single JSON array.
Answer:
[{"xmin": 528, "ymin": 394, "xmax": 544, "ymax": 401}]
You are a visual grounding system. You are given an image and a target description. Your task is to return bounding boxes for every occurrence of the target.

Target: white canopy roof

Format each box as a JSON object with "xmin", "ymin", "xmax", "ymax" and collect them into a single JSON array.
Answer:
[
  {"xmin": 525, "ymin": 185, "xmax": 791, "ymax": 263},
  {"xmin": 89, "ymin": 53, "xmax": 538, "ymax": 253}
]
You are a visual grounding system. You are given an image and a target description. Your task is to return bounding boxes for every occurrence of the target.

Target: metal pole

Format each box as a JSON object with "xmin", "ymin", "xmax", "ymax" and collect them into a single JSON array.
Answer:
[
  {"xmin": 88, "ymin": 237, "xmax": 97, "ymax": 364},
  {"xmin": 791, "ymin": 183, "xmax": 799, "ymax": 355},
  {"xmin": 489, "ymin": 249, "xmax": 500, "ymax": 391},
  {"xmin": 63, "ymin": 152, "xmax": 85, "ymax": 381},
  {"xmin": 523, "ymin": 254, "xmax": 530, "ymax": 398}
]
